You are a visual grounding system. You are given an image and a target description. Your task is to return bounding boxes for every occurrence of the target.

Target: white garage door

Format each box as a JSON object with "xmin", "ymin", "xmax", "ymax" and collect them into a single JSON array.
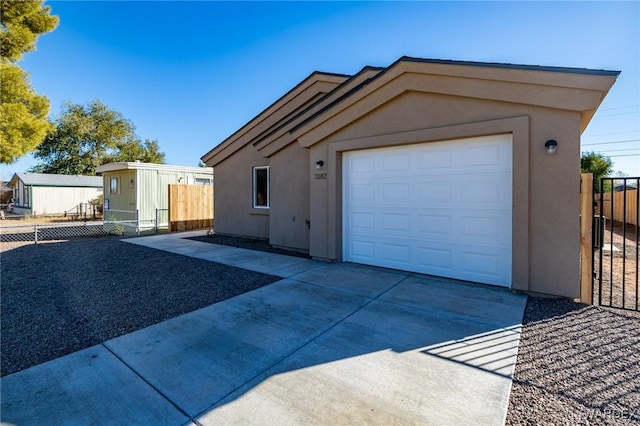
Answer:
[{"xmin": 343, "ymin": 134, "xmax": 512, "ymax": 287}]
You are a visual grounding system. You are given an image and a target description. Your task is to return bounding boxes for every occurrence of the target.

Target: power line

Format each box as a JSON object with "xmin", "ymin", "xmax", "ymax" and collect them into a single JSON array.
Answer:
[
  {"xmin": 590, "ymin": 147, "xmax": 640, "ymax": 153},
  {"xmin": 598, "ymin": 104, "xmax": 640, "ymax": 112},
  {"xmin": 608, "ymin": 153, "xmax": 640, "ymax": 158},
  {"xmin": 596, "ymin": 111, "xmax": 640, "ymax": 118},
  {"xmin": 584, "ymin": 130, "xmax": 639, "ymax": 138},
  {"xmin": 582, "ymin": 139, "xmax": 640, "ymax": 146}
]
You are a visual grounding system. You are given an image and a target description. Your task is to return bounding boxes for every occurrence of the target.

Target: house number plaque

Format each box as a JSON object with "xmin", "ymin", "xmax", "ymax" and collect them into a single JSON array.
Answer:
[{"xmin": 314, "ymin": 173, "xmax": 327, "ymax": 180}]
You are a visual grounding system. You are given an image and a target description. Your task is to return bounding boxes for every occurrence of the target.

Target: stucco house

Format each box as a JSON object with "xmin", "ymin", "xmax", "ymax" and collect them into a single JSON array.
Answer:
[
  {"xmin": 9, "ymin": 172, "xmax": 102, "ymax": 216},
  {"xmin": 95, "ymin": 161, "xmax": 213, "ymax": 227},
  {"xmin": 201, "ymin": 57, "xmax": 618, "ymax": 298}
]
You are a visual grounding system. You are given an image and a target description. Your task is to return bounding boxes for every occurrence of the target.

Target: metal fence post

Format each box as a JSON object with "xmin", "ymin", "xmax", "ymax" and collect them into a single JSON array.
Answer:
[
  {"xmin": 155, "ymin": 208, "xmax": 159, "ymax": 234},
  {"xmin": 34, "ymin": 224, "xmax": 38, "ymax": 244},
  {"xmin": 136, "ymin": 209, "xmax": 140, "ymax": 236}
]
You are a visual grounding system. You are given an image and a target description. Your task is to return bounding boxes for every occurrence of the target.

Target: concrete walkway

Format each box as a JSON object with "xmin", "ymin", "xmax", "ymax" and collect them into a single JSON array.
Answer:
[{"xmin": 1, "ymin": 231, "xmax": 527, "ymax": 426}]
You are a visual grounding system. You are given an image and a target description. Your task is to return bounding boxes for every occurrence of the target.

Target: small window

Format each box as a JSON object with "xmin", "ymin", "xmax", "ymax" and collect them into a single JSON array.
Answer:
[
  {"xmin": 195, "ymin": 178, "xmax": 211, "ymax": 185},
  {"xmin": 109, "ymin": 177, "xmax": 119, "ymax": 194},
  {"xmin": 23, "ymin": 186, "xmax": 29, "ymax": 206},
  {"xmin": 253, "ymin": 166, "xmax": 270, "ymax": 209}
]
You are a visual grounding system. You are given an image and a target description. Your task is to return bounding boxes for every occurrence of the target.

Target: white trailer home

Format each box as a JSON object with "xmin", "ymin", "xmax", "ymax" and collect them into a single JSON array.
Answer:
[{"xmin": 9, "ymin": 173, "xmax": 103, "ymax": 216}]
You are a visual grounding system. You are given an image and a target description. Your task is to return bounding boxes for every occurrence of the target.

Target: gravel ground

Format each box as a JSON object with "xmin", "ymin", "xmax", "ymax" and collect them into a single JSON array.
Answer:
[
  {"xmin": 0, "ymin": 237, "xmax": 280, "ymax": 377},
  {"xmin": 188, "ymin": 234, "xmax": 310, "ymax": 258},
  {"xmin": 2, "ymin": 235, "xmax": 639, "ymax": 425},
  {"xmin": 506, "ymin": 297, "xmax": 640, "ymax": 425}
]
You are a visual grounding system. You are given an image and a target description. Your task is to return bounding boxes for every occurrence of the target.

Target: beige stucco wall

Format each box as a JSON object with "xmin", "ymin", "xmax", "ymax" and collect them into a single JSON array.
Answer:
[
  {"xmin": 303, "ymin": 91, "xmax": 582, "ymax": 297},
  {"xmin": 269, "ymin": 143, "xmax": 310, "ymax": 251},
  {"xmin": 214, "ymin": 143, "xmax": 269, "ymax": 239}
]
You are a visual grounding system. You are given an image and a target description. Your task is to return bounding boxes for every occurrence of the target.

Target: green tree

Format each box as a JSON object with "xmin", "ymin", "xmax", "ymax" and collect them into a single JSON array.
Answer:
[
  {"xmin": 112, "ymin": 138, "xmax": 164, "ymax": 164},
  {"xmin": 31, "ymin": 100, "xmax": 165, "ymax": 175},
  {"xmin": 581, "ymin": 151, "xmax": 613, "ymax": 192},
  {"xmin": 0, "ymin": 0, "xmax": 58, "ymax": 164}
]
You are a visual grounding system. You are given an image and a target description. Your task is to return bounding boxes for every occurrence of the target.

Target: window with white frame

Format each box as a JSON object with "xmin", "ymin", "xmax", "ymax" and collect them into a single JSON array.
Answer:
[
  {"xmin": 109, "ymin": 177, "xmax": 119, "ymax": 194},
  {"xmin": 253, "ymin": 166, "xmax": 269, "ymax": 208},
  {"xmin": 23, "ymin": 186, "xmax": 29, "ymax": 206}
]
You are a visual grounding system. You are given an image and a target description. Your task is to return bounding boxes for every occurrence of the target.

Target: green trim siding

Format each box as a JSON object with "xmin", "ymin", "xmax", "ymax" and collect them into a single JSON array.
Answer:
[{"xmin": 101, "ymin": 168, "xmax": 213, "ymax": 224}]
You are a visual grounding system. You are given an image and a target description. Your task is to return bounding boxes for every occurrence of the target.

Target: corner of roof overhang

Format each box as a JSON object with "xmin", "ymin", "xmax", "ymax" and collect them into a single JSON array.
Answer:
[
  {"xmin": 290, "ymin": 60, "xmax": 621, "ymax": 148},
  {"xmin": 578, "ymin": 73, "xmax": 620, "ymax": 133}
]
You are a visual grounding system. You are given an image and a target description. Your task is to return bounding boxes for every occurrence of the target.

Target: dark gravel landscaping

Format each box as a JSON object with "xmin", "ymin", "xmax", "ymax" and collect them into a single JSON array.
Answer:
[
  {"xmin": 0, "ymin": 237, "xmax": 280, "ymax": 377},
  {"xmin": 506, "ymin": 298, "xmax": 640, "ymax": 425},
  {"xmin": 188, "ymin": 234, "xmax": 310, "ymax": 258}
]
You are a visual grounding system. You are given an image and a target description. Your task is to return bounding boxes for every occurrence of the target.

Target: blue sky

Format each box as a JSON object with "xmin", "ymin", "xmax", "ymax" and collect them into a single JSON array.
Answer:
[{"xmin": 2, "ymin": 1, "xmax": 638, "ymax": 180}]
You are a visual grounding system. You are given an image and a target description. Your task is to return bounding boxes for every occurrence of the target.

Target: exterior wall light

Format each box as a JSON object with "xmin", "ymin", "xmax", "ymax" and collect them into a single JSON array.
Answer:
[
  {"xmin": 315, "ymin": 160, "xmax": 324, "ymax": 170},
  {"xmin": 545, "ymin": 139, "xmax": 558, "ymax": 155}
]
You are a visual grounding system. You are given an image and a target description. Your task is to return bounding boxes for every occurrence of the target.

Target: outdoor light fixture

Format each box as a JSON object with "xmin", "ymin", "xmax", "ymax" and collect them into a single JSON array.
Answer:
[
  {"xmin": 315, "ymin": 160, "xmax": 325, "ymax": 170},
  {"xmin": 545, "ymin": 139, "xmax": 558, "ymax": 155}
]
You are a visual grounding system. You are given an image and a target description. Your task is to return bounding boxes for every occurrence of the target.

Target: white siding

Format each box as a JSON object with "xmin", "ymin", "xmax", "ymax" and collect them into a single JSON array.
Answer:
[{"xmin": 30, "ymin": 186, "xmax": 102, "ymax": 216}]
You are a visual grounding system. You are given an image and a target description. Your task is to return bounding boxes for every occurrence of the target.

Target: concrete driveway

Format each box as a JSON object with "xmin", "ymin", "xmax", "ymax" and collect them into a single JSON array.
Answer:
[{"xmin": 1, "ymin": 233, "xmax": 527, "ymax": 425}]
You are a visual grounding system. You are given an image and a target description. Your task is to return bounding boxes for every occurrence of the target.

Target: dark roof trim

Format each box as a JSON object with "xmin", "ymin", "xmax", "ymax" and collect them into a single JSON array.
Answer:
[
  {"xmin": 201, "ymin": 70, "xmax": 351, "ymax": 161},
  {"xmin": 290, "ymin": 56, "xmax": 621, "ymax": 133},
  {"xmin": 253, "ymin": 66, "xmax": 384, "ymax": 148},
  {"xmin": 399, "ymin": 56, "xmax": 621, "ymax": 77},
  {"xmin": 289, "ymin": 72, "xmax": 385, "ymax": 134}
]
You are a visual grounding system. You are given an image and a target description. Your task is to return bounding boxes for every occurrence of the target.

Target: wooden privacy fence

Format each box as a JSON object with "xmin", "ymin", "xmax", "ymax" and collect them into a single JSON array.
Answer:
[
  {"xmin": 597, "ymin": 189, "xmax": 639, "ymax": 226},
  {"xmin": 579, "ymin": 173, "xmax": 593, "ymax": 304},
  {"xmin": 168, "ymin": 184, "xmax": 214, "ymax": 232}
]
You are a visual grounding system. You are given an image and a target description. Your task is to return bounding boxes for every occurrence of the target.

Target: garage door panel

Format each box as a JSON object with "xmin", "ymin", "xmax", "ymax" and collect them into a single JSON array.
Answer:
[
  {"xmin": 349, "ymin": 183, "xmax": 375, "ymax": 203},
  {"xmin": 343, "ymin": 235, "xmax": 511, "ymax": 286},
  {"xmin": 381, "ymin": 213, "xmax": 410, "ymax": 232},
  {"xmin": 348, "ymin": 239, "xmax": 376, "ymax": 260},
  {"xmin": 382, "ymin": 152, "xmax": 411, "ymax": 171},
  {"xmin": 349, "ymin": 211, "xmax": 375, "ymax": 230},
  {"xmin": 343, "ymin": 134, "xmax": 512, "ymax": 287},
  {"xmin": 349, "ymin": 155, "xmax": 375, "ymax": 174},
  {"xmin": 416, "ymin": 147, "xmax": 453, "ymax": 169},
  {"xmin": 458, "ymin": 248, "xmax": 511, "ymax": 284},
  {"xmin": 416, "ymin": 180, "xmax": 453, "ymax": 203},
  {"xmin": 417, "ymin": 214, "xmax": 452, "ymax": 236},
  {"xmin": 381, "ymin": 242, "xmax": 411, "ymax": 265},
  {"xmin": 460, "ymin": 143, "xmax": 505, "ymax": 168},
  {"xmin": 416, "ymin": 247, "xmax": 453, "ymax": 272},
  {"xmin": 348, "ymin": 209, "xmax": 509, "ymax": 245},
  {"xmin": 458, "ymin": 213, "xmax": 511, "ymax": 243},
  {"xmin": 420, "ymin": 242, "xmax": 509, "ymax": 285},
  {"xmin": 459, "ymin": 174, "xmax": 511, "ymax": 205},
  {"xmin": 382, "ymin": 183, "xmax": 410, "ymax": 202}
]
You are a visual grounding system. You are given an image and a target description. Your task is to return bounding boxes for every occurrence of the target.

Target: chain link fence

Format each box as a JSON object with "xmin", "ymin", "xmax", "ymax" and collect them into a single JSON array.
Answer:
[{"xmin": 0, "ymin": 220, "xmax": 160, "ymax": 244}]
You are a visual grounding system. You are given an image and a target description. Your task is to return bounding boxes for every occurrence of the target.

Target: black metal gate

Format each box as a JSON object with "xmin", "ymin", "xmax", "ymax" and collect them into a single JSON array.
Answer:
[{"xmin": 592, "ymin": 177, "xmax": 639, "ymax": 310}]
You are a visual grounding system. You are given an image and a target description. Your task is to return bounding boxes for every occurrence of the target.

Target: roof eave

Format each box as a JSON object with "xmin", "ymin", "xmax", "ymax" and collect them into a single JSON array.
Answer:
[
  {"xmin": 202, "ymin": 72, "xmax": 350, "ymax": 166},
  {"xmin": 291, "ymin": 58, "xmax": 621, "ymax": 147}
]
